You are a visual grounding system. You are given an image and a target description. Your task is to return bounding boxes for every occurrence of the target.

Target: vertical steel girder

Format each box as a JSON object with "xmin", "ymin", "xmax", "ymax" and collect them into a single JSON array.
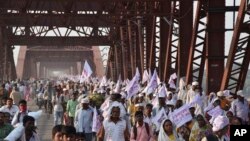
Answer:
[
  {"xmin": 120, "ymin": 26, "xmax": 129, "ymax": 80},
  {"xmin": 164, "ymin": 1, "xmax": 180, "ymax": 81},
  {"xmin": 147, "ymin": 16, "xmax": 157, "ymax": 71},
  {"xmin": 0, "ymin": 27, "xmax": 17, "ymax": 81},
  {"xmin": 0, "ymin": 27, "xmax": 4, "ymax": 81},
  {"xmin": 7, "ymin": 46, "xmax": 17, "ymax": 80},
  {"xmin": 178, "ymin": 0, "xmax": 193, "ymax": 79},
  {"xmin": 114, "ymin": 42, "xmax": 122, "ymax": 81},
  {"xmin": 137, "ymin": 18, "xmax": 144, "ymax": 75},
  {"xmin": 159, "ymin": 0, "xmax": 171, "ymax": 81},
  {"xmin": 106, "ymin": 45, "xmax": 115, "ymax": 80},
  {"xmin": 221, "ymin": 0, "xmax": 250, "ymax": 94},
  {"xmin": 127, "ymin": 20, "xmax": 137, "ymax": 77},
  {"xmin": 206, "ymin": 0, "xmax": 225, "ymax": 93},
  {"xmin": 186, "ymin": 0, "xmax": 207, "ymax": 86}
]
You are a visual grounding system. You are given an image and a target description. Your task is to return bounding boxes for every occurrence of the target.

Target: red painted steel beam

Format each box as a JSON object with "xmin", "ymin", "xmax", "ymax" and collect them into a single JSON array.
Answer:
[
  {"xmin": 164, "ymin": 1, "xmax": 179, "ymax": 81},
  {"xmin": 159, "ymin": 0, "xmax": 171, "ymax": 81},
  {"xmin": 0, "ymin": 13, "xmax": 114, "ymax": 27},
  {"xmin": 178, "ymin": 0, "xmax": 193, "ymax": 79},
  {"xmin": 186, "ymin": 0, "xmax": 207, "ymax": 86},
  {"xmin": 145, "ymin": 16, "xmax": 155, "ymax": 71},
  {"xmin": 127, "ymin": 20, "xmax": 136, "ymax": 77},
  {"xmin": 0, "ymin": 27, "xmax": 4, "ymax": 81},
  {"xmin": 206, "ymin": 0, "xmax": 225, "ymax": 93},
  {"xmin": 221, "ymin": 0, "xmax": 250, "ymax": 94},
  {"xmin": 148, "ymin": 16, "xmax": 157, "ymax": 72},
  {"xmin": 7, "ymin": 36, "xmax": 110, "ymax": 46},
  {"xmin": 120, "ymin": 26, "xmax": 130, "ymax": 80}
]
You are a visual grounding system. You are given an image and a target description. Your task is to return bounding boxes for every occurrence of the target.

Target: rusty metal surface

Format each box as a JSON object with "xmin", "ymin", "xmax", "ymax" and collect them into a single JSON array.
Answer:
[
  {"xmin": 186, "ymin": 0, "xmax": 207, "ymax": 86},
  {"xmin": 221, "ymin": 0, "xmax": 250, "ymax": 94},
  {"xmin": 163, "ymin": 1, "xmax": 179, "ymax": 81}
]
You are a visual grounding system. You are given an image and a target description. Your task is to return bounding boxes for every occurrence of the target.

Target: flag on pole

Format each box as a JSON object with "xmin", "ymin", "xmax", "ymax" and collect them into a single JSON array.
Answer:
[
  {"xmin": 114, "ymin": 75, "xmax": 122, "ymax": 93},
  {"xmin": 135, "ymin": 67, "xmax": 141, "ymax": 79},
  {"xmin": 81, "ymin": 60, "xmax": 93, "ymax": 83},
  {"xmin": 92, "ymin": 107, "xmax": 98, "ymax": 132},
  {"xmin": 142, "ymin": 70, "xmax": 149, "ymax": 84},
  {"xmin": 168, "ymin": 73, "xmax": 177, "ymax": 89},
  {"xmin": 100, "ymin": 76, "xmax": 108, "ymax": 87},
  {"xmin": 146, "ymin": 69, "xmax": 159, "ymax": 92},
  {"xmin": 126, "ymin": 72, "xmax": 140, "ymax": 99}
]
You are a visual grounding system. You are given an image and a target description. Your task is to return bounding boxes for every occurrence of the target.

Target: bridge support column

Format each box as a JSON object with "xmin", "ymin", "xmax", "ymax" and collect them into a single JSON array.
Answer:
[
  {"xmin": 77, "ymin": 62, "xmax": 81, "ymax": 75},
  {"xmin": 37, "ymin": 62, "xmax": 40, "ymax": 79}
]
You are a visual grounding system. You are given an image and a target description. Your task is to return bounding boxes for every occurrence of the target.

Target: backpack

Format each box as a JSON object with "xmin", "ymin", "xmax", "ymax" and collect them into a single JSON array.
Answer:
[
  {"xmin": 17, "ymin": 110, "xmax": 30, "ymax": 122},
  {"xmin": 133, "ymin": 122, "xmax": 150, "ymax": 139}
]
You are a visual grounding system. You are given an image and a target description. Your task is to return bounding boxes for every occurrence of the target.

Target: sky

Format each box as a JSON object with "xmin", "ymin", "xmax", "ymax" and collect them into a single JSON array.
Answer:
[{"xmin": 13, "ymin": 1, "xmax": 239, "ymax": 66}]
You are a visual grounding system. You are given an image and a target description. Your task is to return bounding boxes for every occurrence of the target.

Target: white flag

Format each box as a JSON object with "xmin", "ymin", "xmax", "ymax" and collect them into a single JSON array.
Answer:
[
  {"xmin": 168, "ymin": 73, "xmax": 177, "ymax": 89},
  {"xmin": 82, "ymin": 60, "xmax": 93, "ymax": 78},
  {"xmin": 135, "ymin": 67, "xmax": 141, "ymax": 79},
  {"xmin": 92, "ymin": 107, "xmax": 98, "ymax": 132},
  {"xmin": 114, "ymin": 75, "xmax": 122, "ymax": 93},
  {"xmin": 126, "ymin": 74, "xmax": 140, "ymax": 99},
  {"xmin": 142, "ymin": 70, "xmax": 149, "ymax": 84},
  {"xmin": 152, "ymin": 108, "xmax": 168, "ymax": 130},
  {"xmin": 100, "ymin": 76, "xmax": 108, "ymax": 87},
  {"xmin": 146, "ymin": 69, "xmax": 159, "ymax": 92}
]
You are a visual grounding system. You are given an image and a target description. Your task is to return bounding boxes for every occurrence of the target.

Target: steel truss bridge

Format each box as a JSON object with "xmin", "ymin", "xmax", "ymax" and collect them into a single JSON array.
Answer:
[{"xmin": 0, "ymin": 0, "xmax": 249, "ymax": 94}]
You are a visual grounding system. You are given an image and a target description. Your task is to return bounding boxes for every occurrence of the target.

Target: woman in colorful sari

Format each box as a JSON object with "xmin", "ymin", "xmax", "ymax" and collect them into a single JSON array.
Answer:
[{"xmin": 189, "ymin": 114, "xmax": 213, "ymax": 141}]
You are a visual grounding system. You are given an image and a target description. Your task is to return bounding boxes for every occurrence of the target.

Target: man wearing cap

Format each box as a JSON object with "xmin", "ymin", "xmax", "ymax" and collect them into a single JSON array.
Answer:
[
  {"xmin": 145, "ymin": 88, "xmax": 154, "ymax": 103},
  {"xmin": 229, "ymin": 90, "xmax": 249, "ymax": 124},
  {"xmin": 186, "ymin": 81, "xmax": 199, "ymax": 104},
  {"xmin": 201, "ymin": 115, "xmax": 229, "ymax": 141},
  {"xmin": 216, "ymin": 91, "xmax": 231, "ymax": 111},
  {"xmin": 74, "ymin": 98, "xmax": 93, "ymax": 141},
  {"xmin": 152, "ymin": 90, "xmax": 169, "ymax": 117}
]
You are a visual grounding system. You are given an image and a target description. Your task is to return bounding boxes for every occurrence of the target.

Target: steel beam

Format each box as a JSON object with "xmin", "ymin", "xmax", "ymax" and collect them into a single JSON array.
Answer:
[
  {"xmin": 7, "ymin": 36, "xmax": 110, "ymax": 46},
  {"xmin": 221, "ymin": 0, "xmax": 250, "ymax": 94},
  {"xmin": 186, "ymin": 0, "xmax": 207, "ymax": 86},
  {"xmin": 178, "ymin": 0, "xmax": 193, "ymax": 79},
  {"xmin": 206, "ymin": 0, "xmax": 225, "ymax": 93},
  {"xmin": 159, "ymin": 0, "xmax": 171, "ymax": 81},
  {"xmin": 0, "ymin": 13, "xmax": 114, "ymax": 27},
  {"xmin": 164, "ymin": 1, "xmax": 179, "ymax": 81}
]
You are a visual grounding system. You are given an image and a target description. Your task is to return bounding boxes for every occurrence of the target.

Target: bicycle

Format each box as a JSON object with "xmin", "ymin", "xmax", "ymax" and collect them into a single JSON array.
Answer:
[{"xmin": 46, "ymin": 99, "xmax": 53, "ymax": 118}]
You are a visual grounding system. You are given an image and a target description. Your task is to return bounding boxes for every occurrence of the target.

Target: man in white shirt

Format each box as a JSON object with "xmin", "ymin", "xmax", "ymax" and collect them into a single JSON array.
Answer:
[
  {"xmin": 52, "ymin": 92, "xmax": 64, "ymax": 125},
  {"xmin": 74, "ymin": 98, "xmax": 93, "ymax": 141},
  {"xmin": 11, "ymin": 100, "xmax": 30, "ymax": 127},
  {"xmin": 0, "ymin": 98, "xmax": 19, "ymax": 122},
  {"xmin": 230, "ymin": 90, "xmax": 249, "ymax": 124},
  {"xmin": 19, "ymin": 115, "xmax": 40, "ymax": 141},
  {"xmin": 186, "ymin": 81, "xmax": 199, "ymax": 104}
]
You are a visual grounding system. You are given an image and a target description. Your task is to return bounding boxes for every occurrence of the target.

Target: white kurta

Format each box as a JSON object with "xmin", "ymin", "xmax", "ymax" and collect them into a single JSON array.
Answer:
[
  {"xmin": 230, "ymin": 98, "xmax": 249, "ymax": 122},
  {"xmin": 103, "ymin": 119, "xmax": 126, "ymax": 141},
  {"xmin": 74, "ymin": 107, "xmax": 93, "ymax": 133}
]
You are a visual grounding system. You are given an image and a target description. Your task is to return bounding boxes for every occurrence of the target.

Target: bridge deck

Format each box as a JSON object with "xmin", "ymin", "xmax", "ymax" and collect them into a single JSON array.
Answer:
[{"xmin": 27, "ymin": 100, "xmax": 54, "ymax": 141}]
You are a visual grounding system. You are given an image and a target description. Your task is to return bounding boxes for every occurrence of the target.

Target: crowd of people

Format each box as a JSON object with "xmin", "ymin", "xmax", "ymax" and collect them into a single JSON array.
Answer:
[{"xmin": 0, "ymin": 74, "xmax": 249, "ymax": 141}]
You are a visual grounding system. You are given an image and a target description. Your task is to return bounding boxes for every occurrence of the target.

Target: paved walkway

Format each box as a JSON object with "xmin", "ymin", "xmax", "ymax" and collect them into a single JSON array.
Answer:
[{"xmin": 27, "ymin": 100, "xmax": 54, "ymax": 141}]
